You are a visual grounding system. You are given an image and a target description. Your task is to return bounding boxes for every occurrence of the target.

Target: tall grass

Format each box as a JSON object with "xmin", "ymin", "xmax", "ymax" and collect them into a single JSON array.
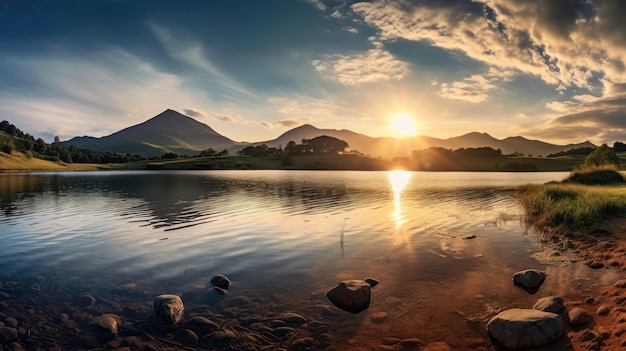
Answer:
[
  {"xmin": 519, "ymin": 182, "xmax": 626, "ymax": 235},
  {"xmin": 563, "ymin": 165, "xmax": 625, "ymax": 185}
]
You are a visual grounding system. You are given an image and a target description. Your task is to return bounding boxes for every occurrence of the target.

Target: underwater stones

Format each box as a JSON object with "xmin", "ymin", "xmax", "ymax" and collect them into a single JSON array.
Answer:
[
  {"xmin": 0, "ymin": 326, "xmax": 18, "ymax": 342},
  {"xmin": 487, "ymin": 308, "xmax": 564, "ymax": 349},
  {"xmin": 154, "ymin": 294, "xmax": 184, "ymax": 326},
  {"xmin": 326, "ymin": 280, "xmax": 372, "ymax": 314},
  {"xmin": 182, "ymin": 316, "xmax": 219, "ymax": 334},
  {"xmin": 276, "ymin": 312, "xmax": 307, "ymax": 325},
  {"xmin": 91, "ymin": 314, "xmax": 120, "ymax": 340},
  {"xmin": 210, "ymin": 274, "xmax": 231, "ymax": 290},
  {"xmin": 533, "ymin": 296, "xmax": 565, "ymax": 314},
  {"xmin": 174, "ymin": 328, "xmax": 198, "ymax": 345},
  {"xmin": 513, "ymin": 269, "xmax": 547, "ymax": 292}
]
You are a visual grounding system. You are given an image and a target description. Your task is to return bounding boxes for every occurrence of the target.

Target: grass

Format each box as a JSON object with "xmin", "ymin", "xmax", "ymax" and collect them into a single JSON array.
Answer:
[
  {"xmin": 0, "ymin": 151, "xmax": 106, "ymax": 171},
  {"xmin": 519, "ymin": 166, "xmax": 626, "ymax": 236}
]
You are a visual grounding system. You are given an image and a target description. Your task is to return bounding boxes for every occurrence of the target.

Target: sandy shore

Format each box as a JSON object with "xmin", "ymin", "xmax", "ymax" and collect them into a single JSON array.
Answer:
[{"xmin": 538, "ymin": 218, "xmax": 626, "ymax": 350}]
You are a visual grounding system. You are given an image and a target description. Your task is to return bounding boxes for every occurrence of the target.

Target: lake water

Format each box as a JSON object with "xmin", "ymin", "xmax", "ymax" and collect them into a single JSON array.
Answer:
[{"xmin": 0, "ymin": 170, "xmax": 621, "ymax": 350}]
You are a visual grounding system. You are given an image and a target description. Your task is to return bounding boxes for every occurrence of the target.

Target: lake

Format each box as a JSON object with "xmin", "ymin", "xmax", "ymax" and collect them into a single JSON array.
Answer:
[{"xmin": 0, "ymin": 170, "xmax": 620, "ymax": 350}]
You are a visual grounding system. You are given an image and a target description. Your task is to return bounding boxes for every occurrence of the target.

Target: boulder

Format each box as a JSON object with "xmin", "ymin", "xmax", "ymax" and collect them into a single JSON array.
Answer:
[
  {"xmin": 326, "ymin": 280, "xmax": 372, "ymax": 314},
  {"xmin": 513, "ymin": 269, "xmax": 547, "ymax": 292},
  {"xmin": 210, "ymin": 274, "xmax": 231, "ymax": 290},
  {"xmin": 154, "ymin": 294, "xmax": 184, "ymax": 326},
  {"xmin": 533, "ymin": 296, "xmax": 565, "ymax": 313},
  {"xmin": 568, "ymin": 307, "xmax": 593, "ymax": 327},
  {"xmin": 487, "ymin": 308, "xmax": 564, "ymax": 349}
]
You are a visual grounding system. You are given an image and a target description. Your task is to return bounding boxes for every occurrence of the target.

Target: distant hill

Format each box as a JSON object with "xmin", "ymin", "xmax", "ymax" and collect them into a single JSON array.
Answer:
[
  {"xmin": 64, "ymin": 109, "xmax": 242, "ymax": 157},
  {"xmin": 62, "ymin": 109, "xmax": 596, "ymax": 158},
  {"xmin": 259, "ymin": 126, "xmax": 596, "ymax": 159}
]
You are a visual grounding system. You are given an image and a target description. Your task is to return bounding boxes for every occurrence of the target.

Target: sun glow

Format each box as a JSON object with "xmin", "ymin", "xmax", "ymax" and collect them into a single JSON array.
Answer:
[{"xmin": 390, "ymin": 114, "xmax": 418, "ymax": 137}]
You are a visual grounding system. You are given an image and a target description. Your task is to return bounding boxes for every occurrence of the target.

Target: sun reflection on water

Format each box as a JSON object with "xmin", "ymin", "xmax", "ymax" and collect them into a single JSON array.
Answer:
[{"xmin": 388, "ymin": 170, "xmax": 413, "ymax": 228}]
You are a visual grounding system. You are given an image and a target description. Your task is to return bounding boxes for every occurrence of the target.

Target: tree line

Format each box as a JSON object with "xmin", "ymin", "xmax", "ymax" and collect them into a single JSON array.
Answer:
[
  {"xmin": 236, "ymin": 135, "xmax": 349, "ymax": 157},
  {"xmin": 0, "ymin": 120, "xmax": 147, "ymax": 164}
]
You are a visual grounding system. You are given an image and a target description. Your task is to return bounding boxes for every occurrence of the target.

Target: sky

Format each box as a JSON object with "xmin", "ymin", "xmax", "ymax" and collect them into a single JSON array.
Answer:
[{"xmin": 2, "ymin": 0, "xmax": 626, "ymax": 145}]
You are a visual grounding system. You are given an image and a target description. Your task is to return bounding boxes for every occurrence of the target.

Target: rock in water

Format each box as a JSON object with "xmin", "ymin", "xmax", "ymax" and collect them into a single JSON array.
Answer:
[
  {"xmin": 487, "ymin": 308, "xmax": 564, "ymax": 349},
  {"xmin": 154, "ymin": 294, "xmax": 184, "ymax": 326},
  {"xmin": 326, "ymin": 280, "xmax": 371, "ymax": 314},
  {"xmin": 210, "ymin": 274, "xmax": 231, "ymax": 290},
  {"xmin": 513, "ymin": 269, "xmax": 547, "ymax": 292}
]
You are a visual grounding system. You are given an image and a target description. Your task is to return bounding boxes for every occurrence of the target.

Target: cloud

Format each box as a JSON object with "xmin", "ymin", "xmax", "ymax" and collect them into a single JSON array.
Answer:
[
  {"xmin": 312, "ymin": 47, "xmax": 410, "ymax": 85},
  {"xmin": 437, "ymin": 67, "xmax": 515, "ymax": 102},
  {"xmin": 350, "ymin": 0, "xmax": 626, "ymax": 92},
  {"xmin": 304, "ymin": 0, "xmax": 326, "ymax": 11},
  {"xmin": 439, "ymin": 74, "xmax": 497, "ymax": 103},
  {"xmin": 276, "ymin": 120, "xmax": 300, "ymax": 127},
  {"xmin": 0, "ymin": 49, "xmax": 214, "ymax": 141},
  {"xmin": 184, "ymin": 108, "xmax": 208, "ymax": 119},
  {"xmin": 215, "ymin": 114, "xmax": 236, "ymax": 122}
]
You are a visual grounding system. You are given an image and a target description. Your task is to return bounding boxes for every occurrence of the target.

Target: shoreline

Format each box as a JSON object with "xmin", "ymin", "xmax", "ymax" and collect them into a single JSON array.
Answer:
[{"xmin": 535, "ymin": 218, "xmax": 626, "ymax": 350}]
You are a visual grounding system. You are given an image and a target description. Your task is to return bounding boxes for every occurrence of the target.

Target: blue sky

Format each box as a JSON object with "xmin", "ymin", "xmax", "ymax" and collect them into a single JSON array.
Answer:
[{"xmin": 1, "ymin": 0, "xmax": 625, "ymax": 145}]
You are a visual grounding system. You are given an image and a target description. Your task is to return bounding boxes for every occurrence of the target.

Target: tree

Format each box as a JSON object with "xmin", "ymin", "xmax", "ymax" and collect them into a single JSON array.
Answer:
[
  {"xmin": 1, "ymin": 140, "xmax": 15, "ymax": 154},
  {"xmin": 199, "ymin": 148, "xmax": 216, "ymax": 157},
  {"xmin": 614, "ymin": 142, "xmax": 626, "ymax": 153},
  {"xmin": 584, "ymin": 144, "xmax": 619, "ymax": 167},
  {"xmin": 302, "ymin": 135, "xmax": 349, "ymax": 154}
]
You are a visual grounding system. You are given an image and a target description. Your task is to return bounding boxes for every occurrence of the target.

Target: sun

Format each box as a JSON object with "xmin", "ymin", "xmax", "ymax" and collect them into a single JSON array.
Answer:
[{"xmin": 390, "ymin": 114, "xmax": 418, "ymax": 137}]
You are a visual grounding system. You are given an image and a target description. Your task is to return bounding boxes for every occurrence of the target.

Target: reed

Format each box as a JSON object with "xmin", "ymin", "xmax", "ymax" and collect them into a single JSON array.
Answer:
[{"xmin": 519, "ymin": 182, "xmax": 626, "ymax": 235}]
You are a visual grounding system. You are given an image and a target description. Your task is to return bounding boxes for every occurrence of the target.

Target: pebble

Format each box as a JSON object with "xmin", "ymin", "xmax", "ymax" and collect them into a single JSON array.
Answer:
[
  {"xmin": 276, "ymin": 312, "xmax": 307, "ymax": 324},
  {"xmin": 370, "ymin": 311, "xmax": 389, "ymax": 323},
  {"xmin": 273, "ymin": 326, "xmax": 295, "ymax": 336},
  {"xmin": 597, "ymin": 305, "xmax": 610, "ymax": 315},
  {"xmin": 0, "ymin": 292, "xmax": 10, "ymax": 300},
  {"xmin": 585, "ymin": 297, "xmax": 595, "ymax": 304}
]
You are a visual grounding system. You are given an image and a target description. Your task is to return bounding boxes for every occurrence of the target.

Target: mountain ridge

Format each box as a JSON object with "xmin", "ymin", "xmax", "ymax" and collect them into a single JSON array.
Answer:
[{"xmin": 63, "ymin": 109, "xmax": 596, "ymax": 158}]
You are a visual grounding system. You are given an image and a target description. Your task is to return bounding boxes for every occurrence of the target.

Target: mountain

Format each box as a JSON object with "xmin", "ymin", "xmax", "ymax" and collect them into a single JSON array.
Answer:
[
  {"xmin": 63, "ymin": 109, "xmax": 596, "ymax": 158},
  {"xmin": 64, "ymin": 109, "xmax": 241, "ymax": 157},
  {"xmin": 258, "ymin": 126, "xmax": 595, "ymax": 159}
]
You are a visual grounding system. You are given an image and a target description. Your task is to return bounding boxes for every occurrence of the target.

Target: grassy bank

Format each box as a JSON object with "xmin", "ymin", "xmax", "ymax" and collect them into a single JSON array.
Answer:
[
  {"xmin": 0, "ymin": 151, "xmax": 106, "ymax": 171},
  {"xmin": 519, "ymin": 167, "xmax": 626, "ymax": 235}
]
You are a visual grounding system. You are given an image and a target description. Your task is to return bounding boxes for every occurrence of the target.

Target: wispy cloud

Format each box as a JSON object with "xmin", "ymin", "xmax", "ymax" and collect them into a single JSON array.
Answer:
[
  {"xmin": 183, "ymin": 108, "xmax": 208, "ymax": 119},
  {"xmin": 0, "ymin": 49, "xmax": 210, "ymax": 141},
  {"xmin": 312, "ymin": 46, "xmax": 410, "ymax": 85}
]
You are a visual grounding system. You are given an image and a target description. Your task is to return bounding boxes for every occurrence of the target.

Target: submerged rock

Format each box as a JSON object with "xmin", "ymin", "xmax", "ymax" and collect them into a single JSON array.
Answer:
[
  {"xmin": 487, "ymin": 308, "xmax": 564, "ymax": 349},
  {"xmin": 513, "ymin": 269, "xmax": 547, "ymax": 293},
  {"xmin": 210, "ymin": 274, "xmax": 231, "ymax": 290},
  {"xmin": 326, "ymin": 280, "xmax": 372, "ymax": 314},
  {"xmin": 91, "ymin": 313, "xmax": 120, "ymax": 340},
  {"xmin": 154, "ymin": 294, "xmax": 184, "ymax": 326}
]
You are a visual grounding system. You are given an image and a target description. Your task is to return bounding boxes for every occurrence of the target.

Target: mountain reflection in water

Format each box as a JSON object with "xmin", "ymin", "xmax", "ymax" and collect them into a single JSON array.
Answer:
[{"xmin": 0, "ymin": 170, "xmax": 620, "ymax": 350}]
